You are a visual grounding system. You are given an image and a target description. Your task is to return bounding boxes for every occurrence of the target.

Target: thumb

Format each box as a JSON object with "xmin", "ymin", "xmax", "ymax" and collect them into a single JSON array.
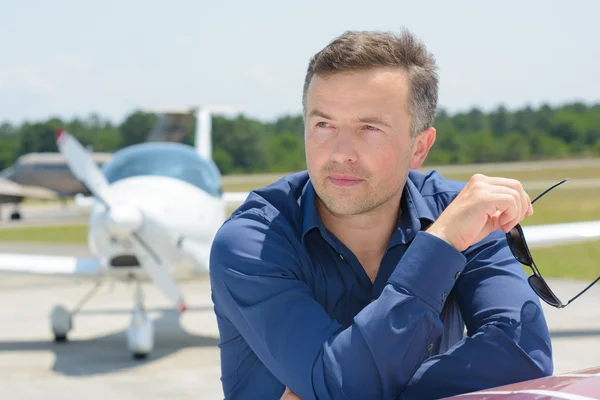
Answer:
[{"xmin": 490, "ymin": 210, "xmax": 502, "ymax": 231}]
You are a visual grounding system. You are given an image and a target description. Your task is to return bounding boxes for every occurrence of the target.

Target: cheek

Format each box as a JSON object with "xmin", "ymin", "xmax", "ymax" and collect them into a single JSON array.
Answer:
[
  {"xmin": 304, "ymin": 136, "xmax": 327, "ymax": 171},
  {"xmin": 304, "ymin": 133, "xmax": 331, "ymax": 161},
  {"xmin": 360, "ymin": 136, "xmax": 410, "ymax": 177}
]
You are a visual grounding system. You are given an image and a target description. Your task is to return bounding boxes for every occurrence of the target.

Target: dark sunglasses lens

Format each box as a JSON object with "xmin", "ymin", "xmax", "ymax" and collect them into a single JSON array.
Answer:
[
  {"xmin": 528, "ymin": 275, "xmax": 560, "ymax": 307},
  {"xmin": 507, "ymin": 226, "xmax": 531, "ymax": 266}
]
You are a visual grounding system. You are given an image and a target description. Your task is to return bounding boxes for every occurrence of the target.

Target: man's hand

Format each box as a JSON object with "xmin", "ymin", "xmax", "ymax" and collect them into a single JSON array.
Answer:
[
  {"xmin": 426, "ymin": 174, "xmax": 533, "ymax": 252},
  {"xmin": 280, "ymin": 387, "xmax": 301, "ymax": 399}
]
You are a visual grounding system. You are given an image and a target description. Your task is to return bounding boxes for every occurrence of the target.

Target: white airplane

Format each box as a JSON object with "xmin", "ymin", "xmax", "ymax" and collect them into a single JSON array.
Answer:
[
  {"xmin": 0, "ymin": 107, "xmax": 250, "ymax": 359},
  {"xmin": 0, "ymin": 107, "xmax": 600, "ymax": 359}
]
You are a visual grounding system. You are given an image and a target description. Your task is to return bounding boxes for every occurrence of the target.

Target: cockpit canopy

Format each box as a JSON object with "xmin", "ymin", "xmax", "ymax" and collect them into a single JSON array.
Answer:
[{"xmin": 102, "ymin": 142, "xmax": 222, "ymax": 197}]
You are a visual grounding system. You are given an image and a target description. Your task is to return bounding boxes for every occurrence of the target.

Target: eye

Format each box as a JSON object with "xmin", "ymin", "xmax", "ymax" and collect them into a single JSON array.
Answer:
[
  {"xmin": 316, "ymin": 121, "xmax": 331, "ymax": 128},
  {"xmin": 364, "ymin": 125, "xmax": 378, "ymax": 131}
]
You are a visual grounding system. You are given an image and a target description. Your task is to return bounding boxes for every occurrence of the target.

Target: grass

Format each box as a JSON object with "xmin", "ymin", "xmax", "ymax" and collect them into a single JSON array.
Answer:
[
  {"xmin": 521, "ymin": 186, "xmax": 600, "ymax": 225},
  {"xmin": 528, "ymin": 240, "xmax": 600, "ymax": 281},
  {"xmin": 2, "ymin": 159, "xmax": 599, "ymax": 280},
  {"xmin": 222, "ymin": 160, "xmax": 600, "ymax": 193},
  {"xmin": 0, "ymin": 224, "xmax": 88, "ymax": 244},
  {"xmin": 439, "ymin": 166, "xmax": 600, "ymax": 183}
]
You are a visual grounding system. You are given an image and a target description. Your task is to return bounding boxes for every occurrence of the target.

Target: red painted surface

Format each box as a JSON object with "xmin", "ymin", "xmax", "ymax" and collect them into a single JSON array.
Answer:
[{"xmin": 446, "ymin": 366, "xmax": 600, "ymax": 399}]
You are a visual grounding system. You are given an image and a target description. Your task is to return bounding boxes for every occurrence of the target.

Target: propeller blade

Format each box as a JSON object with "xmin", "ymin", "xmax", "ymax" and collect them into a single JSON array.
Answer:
[
  {"xmin": 55, "ymin": 129, "xmax": 187, "ymax": 312},
  {"xmin": 55, "ymin": 129, "xmax": 112, "ymax": 208},
  {"xmin": 128, "ymin": 211, "xmax": 187, "ymax": 312}
]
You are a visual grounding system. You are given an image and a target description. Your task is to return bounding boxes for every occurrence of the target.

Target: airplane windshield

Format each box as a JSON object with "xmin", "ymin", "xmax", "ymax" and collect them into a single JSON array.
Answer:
[{"xmin": 102, "ymin": 143, "xmax": 222, "ymax": 197}]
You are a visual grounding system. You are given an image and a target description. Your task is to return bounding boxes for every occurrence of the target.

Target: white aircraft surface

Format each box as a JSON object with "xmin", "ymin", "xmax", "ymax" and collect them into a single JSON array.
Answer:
[
  {"xmin": 0, "ymin": 108, "xmax": 599, "ymax": 359},
  {"xmin": 0, "ymin": 107, "xmax": 250, "ymax": 359}
]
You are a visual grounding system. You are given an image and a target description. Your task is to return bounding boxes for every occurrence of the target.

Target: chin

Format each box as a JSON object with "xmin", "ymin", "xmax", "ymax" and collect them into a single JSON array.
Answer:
[{"xmin": 320, "ymin": 194, "xmax": 376, "ymax": 216}]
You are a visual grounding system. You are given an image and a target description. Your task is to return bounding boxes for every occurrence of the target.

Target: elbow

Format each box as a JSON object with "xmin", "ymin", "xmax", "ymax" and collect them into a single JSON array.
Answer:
[
  {"xmin": 490, "ymin": 314, "xmax": 554, "ymax": 382},
  {"xmin": 529, "ymin": 348, "xmax": 554, "ymax": 379}
]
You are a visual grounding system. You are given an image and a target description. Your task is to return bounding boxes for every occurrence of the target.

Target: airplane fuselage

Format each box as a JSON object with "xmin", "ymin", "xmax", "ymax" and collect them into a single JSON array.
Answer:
[
  {"xmin": 87, "ymin": 175, "xmax": 225, "ymax": 280},
  {"xmin": 1, "ymin": 153, "xmax": 112, "ymax": 197}
]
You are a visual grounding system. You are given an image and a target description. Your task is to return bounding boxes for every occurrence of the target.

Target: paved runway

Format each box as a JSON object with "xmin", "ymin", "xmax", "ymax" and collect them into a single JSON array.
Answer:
[
  {"xmin": 0, "ymin": 202, "xmax": 88, "ymax": 228},
  {"xmin": 0, "ymin": 242, "xmax": 599, "ymax": 399}
]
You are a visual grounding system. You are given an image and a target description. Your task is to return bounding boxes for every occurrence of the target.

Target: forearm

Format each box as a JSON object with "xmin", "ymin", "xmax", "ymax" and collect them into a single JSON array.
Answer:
[
  {"xmin": 214, "ymin": 231, "xmax": 467, "ymax": 399},
  {"xmin": 399, "ymin": 230, "xmax": 553, "ymax": 399},
  {"xmin": 400, "ymin": 320, "xmax": 552, "ymax": 399},
  {"xmin": 312, "ymin": 287, "xmax": 444, "ymax": 399}
]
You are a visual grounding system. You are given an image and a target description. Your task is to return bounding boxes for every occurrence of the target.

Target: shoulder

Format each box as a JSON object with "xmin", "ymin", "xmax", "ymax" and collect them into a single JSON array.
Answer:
[
  {"xmin": 408, "ymin": 168, "xmax": 466, "ymax": 217},
  {"xmin": 209, "ymin": 171, "xmax": 309, "ymax": 276},
  {"xmin": 228, "ymin": 170, "xmax": 309, "ymax": 230}
]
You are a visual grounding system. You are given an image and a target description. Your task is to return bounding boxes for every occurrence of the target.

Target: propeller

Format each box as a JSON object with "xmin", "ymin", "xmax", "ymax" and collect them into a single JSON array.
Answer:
[{"xmin": 55, "ymin": 130, "xmax": 187, "ymax": 312}]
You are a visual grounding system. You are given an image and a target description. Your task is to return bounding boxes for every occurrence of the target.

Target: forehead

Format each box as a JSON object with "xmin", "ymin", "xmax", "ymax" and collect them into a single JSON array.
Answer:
[{"xmin": 306, "ymin": 67, "xmax": 410, "ymax": 117}]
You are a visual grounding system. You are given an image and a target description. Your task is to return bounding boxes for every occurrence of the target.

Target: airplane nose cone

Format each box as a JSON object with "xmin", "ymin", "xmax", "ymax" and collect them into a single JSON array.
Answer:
[{"xmin": 104, "ymin": 204, "xmax": 143, "ymax": 237}]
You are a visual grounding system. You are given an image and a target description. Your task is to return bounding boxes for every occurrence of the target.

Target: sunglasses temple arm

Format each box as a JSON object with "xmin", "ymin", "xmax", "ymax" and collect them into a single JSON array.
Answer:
[
  {"xmin": 531, "ymin": 178, "xmax": 569, "ymax": 205},
  {"xmin": 530, "ymin": 259, "xmax": 544, "ymax": 278},
  {"xmin": 563, "ymin": 275, "xmax": 600, "ymax": 307}
]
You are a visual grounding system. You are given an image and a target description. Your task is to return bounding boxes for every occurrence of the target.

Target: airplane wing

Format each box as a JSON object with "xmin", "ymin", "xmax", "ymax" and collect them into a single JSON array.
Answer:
[
  {"xmin": 0, "ymin": 178, "xmax": 58, "ymax": 202},
  {"xmin": 222, "ymin": 191, "xmax": 249, "ymax": 204},
  {"xmin": 0, "ymin": 220, "xmax": 595, "ymax": 277},
  {"xmin": 0, "ymin": 253, "xmax": 103, "ymax": 276},
  {"xmin": 521, "ymin": 220, "xmax": 600, "ymax": 248},
  {"xmin": 73, "ymin": 191, "xmax": 251, "ymax": 209}
]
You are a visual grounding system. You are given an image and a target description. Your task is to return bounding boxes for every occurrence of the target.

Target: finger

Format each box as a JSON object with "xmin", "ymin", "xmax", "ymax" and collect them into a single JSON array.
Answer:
[
  {"xmin": 484, "ymin": 177, "xmax": 527, "ymax": 219},
  {"xmin": 515, "ymin": 182, "xmax": 529, "ymax": 219},
  {"xmin": 485, "ymin": 192, "xmax": 519, "ymax": 232},
  {"xmin": 525, "ymin": 192, "xmax": 534, "ymax": 216},
  {"xmin": 480, "ymin": 186, "xmax": 520, "ymax": 219}
]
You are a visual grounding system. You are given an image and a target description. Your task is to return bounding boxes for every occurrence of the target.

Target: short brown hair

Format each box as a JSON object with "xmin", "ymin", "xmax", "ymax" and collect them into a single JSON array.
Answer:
[{"xmin": 302, "ymin": 29, "xmax": 439, "ymax": 137}]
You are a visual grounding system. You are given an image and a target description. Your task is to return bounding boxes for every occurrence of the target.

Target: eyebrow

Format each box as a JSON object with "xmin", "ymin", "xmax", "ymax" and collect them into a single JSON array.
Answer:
[
  {"xmin": 307, "ymin": 109, "xmax": 392, "ymax": 129},
  {"xmin": 354, "ymin": 116, "xmax": 392, "ymax": 129},
  {"xmin": 307, "ymin": 109, "xmax": 333, "ymax": 120}
]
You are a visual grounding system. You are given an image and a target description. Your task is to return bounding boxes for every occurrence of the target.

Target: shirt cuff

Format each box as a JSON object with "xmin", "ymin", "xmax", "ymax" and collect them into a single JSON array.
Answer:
[{"xmin": 388, "ymin": 231, "xmax": 467, "ymax": 314}]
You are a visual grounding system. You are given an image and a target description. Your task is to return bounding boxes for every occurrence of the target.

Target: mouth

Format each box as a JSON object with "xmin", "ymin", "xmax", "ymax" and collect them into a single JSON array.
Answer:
[{"xmin": 327, "ymin": 174, "xmax": 364, "ymax": 188}]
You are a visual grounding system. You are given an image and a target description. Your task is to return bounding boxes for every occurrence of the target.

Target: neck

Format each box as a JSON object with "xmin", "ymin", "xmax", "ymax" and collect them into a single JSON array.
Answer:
[{"xmin": 317, "ymin": 189, "xmax": 403, "ymax": 259}]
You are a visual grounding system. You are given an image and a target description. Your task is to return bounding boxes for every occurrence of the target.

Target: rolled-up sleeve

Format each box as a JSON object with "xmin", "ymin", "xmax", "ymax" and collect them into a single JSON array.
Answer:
[{"xmin": 210, "ymin": 210, "xmax": 467, "ymax": 400}]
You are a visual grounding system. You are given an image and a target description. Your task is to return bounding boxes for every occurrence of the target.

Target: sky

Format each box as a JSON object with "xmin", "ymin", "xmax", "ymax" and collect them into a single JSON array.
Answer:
[{"xmin": 1, "ymin": 0, "xmax": 599, "ymax": 125}]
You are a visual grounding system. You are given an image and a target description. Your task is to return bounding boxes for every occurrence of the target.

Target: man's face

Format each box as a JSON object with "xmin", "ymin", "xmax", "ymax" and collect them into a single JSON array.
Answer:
[{"xmin": 304, "ymin": 67, "xmax": 430, "ymax": 217}]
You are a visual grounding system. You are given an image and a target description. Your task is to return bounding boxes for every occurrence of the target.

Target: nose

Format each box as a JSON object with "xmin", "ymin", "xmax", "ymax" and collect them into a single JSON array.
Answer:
[{"xmin": 330, "ymin": 128, "xmax": 358, "ymax": 164}]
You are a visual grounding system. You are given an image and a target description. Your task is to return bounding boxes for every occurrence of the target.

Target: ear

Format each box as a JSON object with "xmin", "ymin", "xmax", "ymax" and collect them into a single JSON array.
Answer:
[{"xmin": 409, "ymin": 127, "xmax": 436, "ymax": 169}]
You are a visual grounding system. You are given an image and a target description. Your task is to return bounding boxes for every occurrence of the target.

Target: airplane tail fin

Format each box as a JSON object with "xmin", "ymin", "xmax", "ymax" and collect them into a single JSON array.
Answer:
[
  {"xmin": 142, "ymin": 107, "xmax": 211, "ymax": 160},
  {"xmin": 145, "ymin": 109, "xmax": 196, "ymax": 145},
  {"xmin": 142, "ymin": 105, "xmax": 239, "ymax": 161},
  {"xmin": 195, "ymin": 108, "xmax": 212, "ymax": 160}
]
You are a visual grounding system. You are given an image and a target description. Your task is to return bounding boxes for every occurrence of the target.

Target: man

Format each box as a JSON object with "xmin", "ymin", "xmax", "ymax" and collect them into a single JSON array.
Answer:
[{"xmin": 209, "ymin": 29, "xmax": 553, "ymax": 399}]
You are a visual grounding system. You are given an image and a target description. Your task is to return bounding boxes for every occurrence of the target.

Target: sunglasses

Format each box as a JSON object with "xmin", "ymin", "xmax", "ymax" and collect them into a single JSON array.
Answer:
[{"xmin": 506, "ymin": 178, "xmax": 600, "ymax": 308}]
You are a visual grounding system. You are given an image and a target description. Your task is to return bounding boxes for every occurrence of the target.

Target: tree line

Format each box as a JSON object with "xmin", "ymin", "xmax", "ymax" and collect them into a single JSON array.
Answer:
[{"xmin": 1, "ymin": 102, "xmax": 599, "ymax": 175}]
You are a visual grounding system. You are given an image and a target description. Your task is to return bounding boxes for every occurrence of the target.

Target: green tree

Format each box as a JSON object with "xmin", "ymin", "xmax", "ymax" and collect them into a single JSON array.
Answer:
[{"xmin": 119, "ymin": 111, "xmax": 159, "ymax": 146}]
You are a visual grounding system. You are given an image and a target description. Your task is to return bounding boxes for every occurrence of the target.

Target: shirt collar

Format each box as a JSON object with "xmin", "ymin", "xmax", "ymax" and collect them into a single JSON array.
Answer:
[
  {"xmin": 300, "ymin": 180, "xmax": 325, "ymax": 245},
  {"xmin": 300, "ymin": 173, "xmax": 436, "ymax": 246}
]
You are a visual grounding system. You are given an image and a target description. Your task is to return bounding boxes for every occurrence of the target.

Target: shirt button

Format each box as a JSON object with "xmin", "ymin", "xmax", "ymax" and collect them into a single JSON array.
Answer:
[
  {"xmin": 339, "ymin": 254, "xmax": 345, "ymax": 261},
  {"xmin": 441, "ymin": 293, "xmax": 447, "ymax": 302},
  {"xmin": 426, "ymin": 343, "xmax": 433, "ymax": 351},
  {"xmin": 455, "ymin": 271, "xmax": 461, "ymax": 279}
]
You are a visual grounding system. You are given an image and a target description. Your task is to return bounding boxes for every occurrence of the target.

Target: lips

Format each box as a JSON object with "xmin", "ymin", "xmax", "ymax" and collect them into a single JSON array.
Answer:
[{"xmin": 328, "ymin": 174, "xmax": 364, "ymax": 187}]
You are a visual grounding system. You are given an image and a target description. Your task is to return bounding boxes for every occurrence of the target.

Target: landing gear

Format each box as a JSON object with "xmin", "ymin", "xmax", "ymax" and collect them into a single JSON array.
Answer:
[
  {"xmin": 127, "ymin": 281, "xmax": 154, "ymax": 359},
  {"xmin": 9, "ymin": 210, "xmax": 21, "ymax": 220},
  {"xmin": 48, "ymin": 280, "xmax": 154, "ymax": 360},
  {"xmin": 50, "ymin": 305, "xmax": 72, "ymax": 342},
  {"xmin": 50, "ymin": 281, "xmax": 102, "ymax": 342}
]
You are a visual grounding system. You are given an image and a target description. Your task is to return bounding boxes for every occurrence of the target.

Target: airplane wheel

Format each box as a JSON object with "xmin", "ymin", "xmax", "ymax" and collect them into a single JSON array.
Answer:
[
  {"xmin": 132, "ymin": 352, "xmax": 149, "ymax": 360},
  {"xmin": 51, "ymin": 305, "xmax": 72, "ymax": 342},
  {"xmin": 10, "ymin": 211, "xmax": 21, "ymax": 220},
  {"xmin": 54, "ymin": 333, "xmax": 68, "ymax": 343}
]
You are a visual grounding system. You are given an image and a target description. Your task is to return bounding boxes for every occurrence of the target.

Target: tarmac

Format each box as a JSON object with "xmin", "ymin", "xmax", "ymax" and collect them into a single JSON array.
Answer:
[{"xmin": 0, "ymin": 241, "xmax": 599, "ymax": 399}]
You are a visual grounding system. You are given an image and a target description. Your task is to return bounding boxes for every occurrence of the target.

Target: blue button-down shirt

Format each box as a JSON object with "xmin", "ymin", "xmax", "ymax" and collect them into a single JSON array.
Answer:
[{"xmin": 209, "ymin": 170, "xmax": 553, "ymax": 400}]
